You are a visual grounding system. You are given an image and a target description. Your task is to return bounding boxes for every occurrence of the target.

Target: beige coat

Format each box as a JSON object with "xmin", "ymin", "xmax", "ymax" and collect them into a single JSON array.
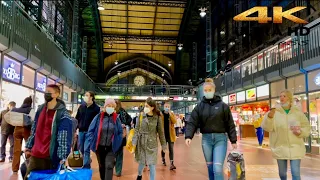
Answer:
[{"xmin": 262, "ymin": 106, "xmax": 311, "ymax": 160}]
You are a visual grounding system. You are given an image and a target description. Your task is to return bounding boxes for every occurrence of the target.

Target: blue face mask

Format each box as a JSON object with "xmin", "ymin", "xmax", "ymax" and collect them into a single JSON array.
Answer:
[
  {"xmin": 204, "ymin": 92, "xmax": 214, "ymax": 99},
  {"xmin": 164, "ymin": 108, "xmax": 169, "ymax": 112}
]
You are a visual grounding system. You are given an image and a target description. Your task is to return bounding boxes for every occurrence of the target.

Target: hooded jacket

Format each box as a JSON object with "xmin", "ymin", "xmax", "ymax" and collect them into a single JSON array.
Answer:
[
  {"xmin": 25, "ymin": 99, "xmax": 73, "ymax": 168},
  {"xmin": 261, "ymin": 106, "xmax": 310, "ymax": 160},
  {"xmin": 76, "ymin": 102, "xmax": 100, "ymax": 132},
  {"xmin": 185, "ymin": 96, "xmax": 237, "ymax": 144}
]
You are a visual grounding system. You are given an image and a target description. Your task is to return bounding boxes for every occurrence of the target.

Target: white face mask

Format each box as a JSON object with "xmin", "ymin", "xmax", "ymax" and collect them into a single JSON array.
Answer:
[
  {"xmin": 144, "ymin": 107, "xmax": 151, "ymax": 114},
  {"xmin": 105, "ymin": 107, "xmax": 114, "ymax": 115},
  {"xmin": 83, "ymin": 96, "xmax": 89, "ymax": 103},
  {"xmin": 281, "ymin": 102, "xmax": 290, "ymax": 107}
]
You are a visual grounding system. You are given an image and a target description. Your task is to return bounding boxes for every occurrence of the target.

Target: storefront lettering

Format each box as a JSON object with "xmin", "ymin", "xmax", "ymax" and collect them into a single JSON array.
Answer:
[
  {"xmin": 314, "ymin": 73, "xmax": 320, "ymax": 86},
  {"xmin": 37, "ymin": 78, "xmax": 47, "ymax": 92},
  {"xmin": 3, "ymin": 63, "xmax": 20, "ymax": 81}
]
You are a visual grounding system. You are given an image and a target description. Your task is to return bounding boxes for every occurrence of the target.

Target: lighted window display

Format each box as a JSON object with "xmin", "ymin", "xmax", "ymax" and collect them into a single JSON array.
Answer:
[
  {"xmin": 2, "ymin": 56, "xmax": 21, "ymax": 84},
  {"xmin": 264, "ymin": 46, "xmax": 278, "ymax": 68},
  {"xmin": 22, "ymin": 66, "xmax": 35, "ymax": 88},
  {"xmin": 257, "ymin": 53, "xmax": 264, "ymax": 71},
  {"xmin": 252, "ymin": 56, "xmax": 257, "ymax": 74},
  {"xmin": 308, "ymin": 69, "xmax": 320, "ymax": 91},
  {"xmin": 287, "ymin": 74, "xmax": 305, "ymax": 94},
  {"xmin": 242, "ymin": 60, "xmax": 251, "ymax": 77},
  {"xmin": 229, "ymin": 94, "xmax": 236, "ymax": 104},
  {"xmin": 34, "ymin": 91, "xmax": 45, "ymax": 111},
  {"xmin": 246, "ymin": 88, "xmax": 256, "ymax": 101},
  {"xmin": 1, "ymin": 81, "xmax": 34, "ymax": 110},
  {"xmin": 64, "ymin": 85, "xmax": 75, "ymax": 111},
  {"xmin": 308, "ymin": 92, "xmax": 320, "ymax": 147},
  {"xmin": 36, "ymin": 73, "xmax": 47, "ymax": 92}
]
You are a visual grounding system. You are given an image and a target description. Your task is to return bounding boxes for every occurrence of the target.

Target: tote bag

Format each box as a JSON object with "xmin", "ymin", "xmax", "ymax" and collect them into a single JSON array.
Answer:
[{"xmin": 126, "ymin": 113, "xmax": 142, "ymax": 153}]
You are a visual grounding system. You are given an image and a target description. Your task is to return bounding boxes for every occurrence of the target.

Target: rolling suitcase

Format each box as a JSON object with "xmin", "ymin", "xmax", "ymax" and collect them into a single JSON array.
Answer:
[{"xmin": 227, "ymin": 151, "xmax": 245, "ymax": 180}]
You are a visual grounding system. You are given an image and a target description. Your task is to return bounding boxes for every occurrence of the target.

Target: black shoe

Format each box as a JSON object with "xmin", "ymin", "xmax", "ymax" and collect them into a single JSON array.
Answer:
[
  {"xmin": 162, "ymin": 158, "xmax": 166, "ymax": 166},
  {"xmin": 137, "ymin": 175, "xmax": 142, "ymax": 180},
  {"xmin": 170, "ymin": 163, "xmax": 176, "ymax": 170}
]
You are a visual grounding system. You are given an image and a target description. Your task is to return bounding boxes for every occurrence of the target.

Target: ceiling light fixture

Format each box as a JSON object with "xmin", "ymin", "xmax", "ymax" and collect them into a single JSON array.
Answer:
[
  {"xmin": 220, "ymin": 31, "xmax": 225, "ymax": 35},
  {"xmin": 221, "ymin": 49, "xmax": 226, "ymax": 53},
  {"xmin": 229, "ymin": 41, "xmax": 235, "ymax": 46},
  {"xmin": 117, "ymin": 71, "xmax": 121, "ymax": 76},
  {"xmin": 243, "ymin": 34, "xmax": 246, "ymax": 37},
  {"xmin": 177, "ymin": 43, "xmax": 183, "ymax": 50},
  {"xmin": 115, "ymin": 60, "xmax": 118, "ymax": 65},
  {"xmin": 97, "ymin": 2, "xmax": 105, "ymax": 10},
  {"xmin": 168, "ymin": 62, "xmax": 172, "ymax": 67},
  {"xmin": 199, "ymin": 7, "xmax": 207, "ymax": 17},
  {"xmin": 161, "ymin": 72, "xmax": 165, "ymax": 77}
]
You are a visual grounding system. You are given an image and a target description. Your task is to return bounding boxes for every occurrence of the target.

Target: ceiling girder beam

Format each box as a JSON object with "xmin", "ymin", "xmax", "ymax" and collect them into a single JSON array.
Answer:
[
  {"xmin": 103, "ymin": 35, "xmax": 177, "ymax": 44},
  {"xmin": 100, "ymin": 0, "xmax": 186, "ymax": 7},
  {"xmin": 151, "ymin": 0, "xmax": 159, "ymax": 54}
]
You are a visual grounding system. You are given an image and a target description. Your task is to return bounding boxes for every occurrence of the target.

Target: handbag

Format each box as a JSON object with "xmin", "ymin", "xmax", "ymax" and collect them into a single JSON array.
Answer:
[
  {"xmin": 126, "ymin": 113, "xmax": 143, "ymax": 153},
  {"xmin": 4, "ymin": 111, "xmax": 33, "ymax": 127},
  {"xmin": 67, "ymin": 139, "xmax": 83, "ymax": 168}
]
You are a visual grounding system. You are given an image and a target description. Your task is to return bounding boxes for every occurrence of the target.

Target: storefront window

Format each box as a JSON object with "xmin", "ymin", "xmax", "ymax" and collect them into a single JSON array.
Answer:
[
  {"xmin": 1, "ymin": 81, "xmax": 34, "ymax": 110},
  {"xmin": 36, "ymin": 73, "xmax": 47, "ymax": 92},
  {"xmin": 35, "ymin": 91, "xmax": 45, "ymax": 110},
  {"xmin": 257, "ymin": 53, "xmax": 264, "ymax": 71},
  {"xmin": 308, "ymin": 69, "xmax": 320, "ymax": 91},
  {"xmin": 242, "ymin": 60, "xmax": 251, "ymax": 77},
  {"xmin": 2, "ymin": 56, "xmax": 21, "ymax": 84},
  {"xmin": 287, "ymin": 74, "xmax": 305, "ymax": 94},
  {"xmin": 48, "ymin": 78, "xmax": 55, "ymax": 85},
  {"xmin": 309, "ymin": 91, "xmax": 320, "ymax": 147},
  {"xmin": 252, "ymin": 56, "xmax": 257, "ymax": 74},
  {"xmin": 22, "ymin": 66, "xmax": 35, "ymax": 88},
  {"xmin": 271, "ymin": 80, "xmax": 285, "ymax": 98}
]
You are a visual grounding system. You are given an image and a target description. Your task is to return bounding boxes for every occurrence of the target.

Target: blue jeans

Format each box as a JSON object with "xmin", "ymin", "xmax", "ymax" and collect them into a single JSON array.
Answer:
[
  {"xmin": 255, "ymin": 127, "xmax": 264, "ymax": 146},
  {"xmin": 277, "ymin": 159, "xmax": 301, "ymax": 180},
  {"xmin": 138, "ymin": 163, "xmax": 155, "ymax": 180},
  {"xmin": 202, "ymin": 133, "xmax": 228, "ymax": 180},
  {"xmin": 79, "ymin": 132, "xmax": 91, "ymax": 168},
  {"xmin": 115, "ymin": 147, "xmax": 123, "ymax": 175}
]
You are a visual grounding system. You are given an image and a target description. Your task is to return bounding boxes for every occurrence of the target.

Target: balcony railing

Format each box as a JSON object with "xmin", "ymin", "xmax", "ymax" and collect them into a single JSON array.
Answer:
[{"xmin": 96, "ymin": 84, "xmax": 197, "ymax": 97}]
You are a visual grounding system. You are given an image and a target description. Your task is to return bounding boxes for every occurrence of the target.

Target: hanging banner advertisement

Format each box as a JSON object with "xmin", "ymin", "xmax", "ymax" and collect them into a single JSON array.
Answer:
[
  {"xmin": 246, "ymin": 88, "xmax": 256, "ymax": 101},
  {"xmin": 237, "ymin": 91, "xmax": 245, "ymax": 103},
  {"xmin": 36, "ymin": 73, "xmax": 47, "ymax": 92},
  {"xmin": 2, "ymin": 56, "xmax": 21, "ymax": 83},
  {"xmin": 229, "ymin": 93, "xmax": 236, "ymax": 104}
]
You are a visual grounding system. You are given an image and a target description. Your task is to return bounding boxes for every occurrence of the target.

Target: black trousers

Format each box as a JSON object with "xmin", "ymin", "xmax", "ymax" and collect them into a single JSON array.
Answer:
[
  {"xmin": 161, "ymin": 141, "xmax": 174, "ymax": 161},
  {"xmin": 96, "ymin": 145, "xmax": 115, "ymax": 180}
]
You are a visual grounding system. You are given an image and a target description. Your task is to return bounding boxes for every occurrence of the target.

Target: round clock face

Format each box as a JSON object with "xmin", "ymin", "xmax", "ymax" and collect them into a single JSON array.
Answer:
[{"xmin": 134, "ymin": 76, "xmax": 145, "ymax": 86}]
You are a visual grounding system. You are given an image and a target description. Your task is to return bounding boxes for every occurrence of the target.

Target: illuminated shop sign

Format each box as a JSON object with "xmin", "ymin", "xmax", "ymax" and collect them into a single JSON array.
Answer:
[
  {"xmin": 36, "ymin": 74, "xmax": 47, "ymax": 92},
  {"xmin": 222, "ymin": 96, "xmax": 229, "ymax": 104},
  {"xmin": 246, "ymin": 88, "xmax": 256, "ymax": 100},
  {"xmin": 237, "ymin": 91, "xmax": 245, "ymax": 103},
  {"xmin": 2, "ymin": 57, "xmax": 21, "ymax": 83},
  {"xmin": 229, "ymin": 94, "xmax": 236, "ymax": 104},
  {"xmin": 314, "ymin": 73, "xmax": 320, "ymax": 86},
  {"xmin": 257, "ymin": 84, "xmax": 269, "ymax": 98},
  {"xmin": 95, "ymin": 95, "xmax": 196, "ymax": 101}
]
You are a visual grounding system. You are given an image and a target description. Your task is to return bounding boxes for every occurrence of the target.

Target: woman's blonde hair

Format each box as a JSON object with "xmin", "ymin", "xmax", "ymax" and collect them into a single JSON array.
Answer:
[
  {"xmin": 280, "ymin": 89, "xmax": 293, "ymax": 105},
  {"xmin": 204, "ymin": 78, "xmax": 216, "ymax": 88}
]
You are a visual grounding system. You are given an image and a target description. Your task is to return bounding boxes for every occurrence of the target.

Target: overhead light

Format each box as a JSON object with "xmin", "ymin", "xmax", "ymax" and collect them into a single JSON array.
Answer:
[
  {"xmin": 115, "ymin": 60, "xmax": 118, "ymax": 65},
  {"xmin": 221, "ymin": 49, "xmax": 226, "ymax": 53},
  {"xmin": 117, "ymin": 71, "xmax": 121, "ymax": 76},
  {"xmin": 161, "ymin": 72, "xmax": 165, "ymax": 77},
  {"xmin": 229, "ymin": 41, "xmax": 235, "ymax": 46},
  {"xmin": 168, "ymin": 61, "xmax": 172, "ymax": 67},
  {"xmin": 108, "ymin": 42, "xmax": 113, "ymax": 47},
  {"xmin": 177, "ymin": 43, "xmax": 183, "ymax": 50},
  {"xmin": 1, "ymin": 1, "xmax": 8, "ymax": 6},
  {"xmin": 243, "ymin": 34, "xmax": 246, "ymax": 37},
  {"xmin": 199, "ymin": 7, "xmax": 207, "ymax": 17},
  {"xmin": 97, "ymin": 2, "xmax": 105, "ymax": 10},
  {"xmin": 220, "ymin": 31, "xmax": 225, "ymax": 35}
]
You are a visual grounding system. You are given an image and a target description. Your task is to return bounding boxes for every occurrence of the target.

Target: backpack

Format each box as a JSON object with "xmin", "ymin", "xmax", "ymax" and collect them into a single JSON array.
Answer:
[
  {"xmin": 227, "ymin": 151, "xmax": 246, "ymax": 180},
  {"xmin": 4, "ymin": 109, "xmax": 35, "ymax": 127}
]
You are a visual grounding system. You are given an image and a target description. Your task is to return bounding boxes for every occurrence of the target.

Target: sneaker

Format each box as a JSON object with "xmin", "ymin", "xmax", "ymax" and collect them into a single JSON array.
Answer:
[
  {"xmin": 162, "ymin": 158, "xmax": 166, "ymax": 166},
  {"xmin": 170, "ymin": 164, "xmax": 176, "ymax": 170},
  {"xmin": 136, "ymin": 175, "xmax": 142, "ymax": 180}
]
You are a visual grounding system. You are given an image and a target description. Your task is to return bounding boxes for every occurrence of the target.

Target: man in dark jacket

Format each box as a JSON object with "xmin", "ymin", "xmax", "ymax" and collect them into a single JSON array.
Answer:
[
  {"xmin": 11, "ymin": 96, "xmax": 33, "ymax": 172},
  {"xmin": 0, "ymin": 101, "xmax": 16, "ymax": 162},
  {"xmin": 24, "ymin": 84, "xmax": 73, "ymax": 179},
  {"xmin": 75, "ymin": 91, "xmax": 100, "ymax": 168}
]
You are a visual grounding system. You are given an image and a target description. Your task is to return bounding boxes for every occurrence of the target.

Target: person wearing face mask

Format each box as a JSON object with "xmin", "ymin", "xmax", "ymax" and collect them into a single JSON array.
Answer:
[
  {"xmin": 85, "ymin": 98, "xmax": 123, "ymax": 180},
  {"xmin": 160, "ymin": 102, "xmax": 177, "ymax": 170},
  {"xmin": 132, "ymin": 97, "xmax": 166, "ymax": 180},
  {"xmin": 185, "ymin": 78, "xmax": 237, "ymax": 180},
  {"xmin": 261, "ymin": 90, "xmax": 310, "ymax": 180},
  {"xmin": 24, "ymin": 84, "xmax": 73, "ymax": 179},
  {"xmin": 75, "ymin": 91, "xmax": 100, "ymax": 168}
]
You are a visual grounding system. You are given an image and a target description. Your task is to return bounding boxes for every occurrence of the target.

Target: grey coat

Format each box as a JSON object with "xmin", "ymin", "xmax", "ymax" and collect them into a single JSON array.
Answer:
[{"xmin": 132, "ymin": 114, "xmax": 166, "ymax": 165}]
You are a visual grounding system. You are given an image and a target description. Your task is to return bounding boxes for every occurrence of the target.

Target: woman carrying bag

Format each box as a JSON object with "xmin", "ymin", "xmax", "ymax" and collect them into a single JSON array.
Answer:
[{"xmin": 132, "ymin": 97, "xmax": 166, "ymax": 180}]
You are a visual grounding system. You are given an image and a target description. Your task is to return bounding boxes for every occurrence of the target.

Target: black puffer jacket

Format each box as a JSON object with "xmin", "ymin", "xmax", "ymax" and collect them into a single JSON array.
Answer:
[{"xmin": 185, "ymin": 95, "xmax": 237, "ymax": 144}]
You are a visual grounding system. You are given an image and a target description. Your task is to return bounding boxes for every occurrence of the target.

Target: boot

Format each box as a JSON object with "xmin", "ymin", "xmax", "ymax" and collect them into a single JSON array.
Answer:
[
  {"xmin": 137, "ymin": 175, "xmax": 142, "ymax": 180},
  {"xmin": 162, "ymin": 158, "xmax": 166, "ymax": 166},
  {"xmin": 170, "ymin": 161, "xmax": 176, "ymax": 170}
]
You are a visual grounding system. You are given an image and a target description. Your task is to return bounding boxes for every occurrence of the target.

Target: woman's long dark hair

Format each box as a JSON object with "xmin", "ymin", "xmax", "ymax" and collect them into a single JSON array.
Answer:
[{"xmin": 146, "ymin": 97, "xmax": 161, "ymax": 116}]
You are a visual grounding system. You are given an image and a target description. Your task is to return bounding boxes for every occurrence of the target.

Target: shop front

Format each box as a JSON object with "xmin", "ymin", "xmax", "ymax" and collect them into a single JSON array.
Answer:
[
  {"xmin": 1, "ymin": 56, "xmax": 34, "ymax": 110},
  {"xmin": 63, "ymin": 85, "xmax": 77, "ymax": 112}
]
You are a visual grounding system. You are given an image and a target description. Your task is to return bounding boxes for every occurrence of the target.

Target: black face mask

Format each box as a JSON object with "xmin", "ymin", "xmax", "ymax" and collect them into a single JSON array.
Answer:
[{"xmin": 44, "ymin": 93, "xmax": 53, "ymax": 102}]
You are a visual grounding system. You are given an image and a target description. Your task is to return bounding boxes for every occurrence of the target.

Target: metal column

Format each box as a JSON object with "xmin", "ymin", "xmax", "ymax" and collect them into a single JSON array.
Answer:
[
  {"xmin": 192, "ymin": 42, "xmax": 197, "ymax": 81},
  {"xmin": 71, "ymin": 0, "xmax": 80, "ymax": 65},
  {"xmin": 82, "ymin": 36, "xmax": 88, "ymax": 72},
  {"xmin": 205, "ymin": 1, "xmax": 215, "ymax": 74}
]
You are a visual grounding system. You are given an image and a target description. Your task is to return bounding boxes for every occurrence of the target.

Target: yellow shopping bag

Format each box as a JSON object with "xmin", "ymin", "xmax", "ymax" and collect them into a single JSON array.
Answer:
[{"xmin": 126, "ymin": 113, "xmax": 142, "ymax": 153}]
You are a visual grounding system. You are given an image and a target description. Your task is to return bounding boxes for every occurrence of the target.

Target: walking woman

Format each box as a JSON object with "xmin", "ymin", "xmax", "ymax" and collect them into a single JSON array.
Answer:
[
  {"xmin": 262, "ymin": 90, "xmax": 310, "ymax": 180},
  {"xmin": 132, "ymin": 97, "xmax": 166, "ymax": 180},
  {"xmin": 86, "ymin": 98, "xmax": 123, "ymax": 180},
  {"xmin": 185, "ymin": 78, "xmax": 237, "ymax": 180}
]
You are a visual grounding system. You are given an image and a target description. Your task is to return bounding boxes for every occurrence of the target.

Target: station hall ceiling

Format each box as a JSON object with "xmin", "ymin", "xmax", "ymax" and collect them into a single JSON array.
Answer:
[{"xmin": 98, "ymin": 0, "xmax": 187, "ymax": 54}]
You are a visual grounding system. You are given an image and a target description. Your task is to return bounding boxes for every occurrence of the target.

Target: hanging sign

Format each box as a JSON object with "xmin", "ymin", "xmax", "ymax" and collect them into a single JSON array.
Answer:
[
  {"xmin": 314, "ymin": 73, "xmax": 320, "ymax": 86},
  {"xmin": 246, "ymin": 88, "xmax": 256, "ymax": 100},
  {"xmin": 2, "ymin": 57, "xmax": 21, "ymax": 83},
  {"xmin": 229, "ymin": 94, "xmax": 236, "ymax": 104},
  {"xmin": 36, "ymin": 74, "xmax": 47, "ymax": 92}
]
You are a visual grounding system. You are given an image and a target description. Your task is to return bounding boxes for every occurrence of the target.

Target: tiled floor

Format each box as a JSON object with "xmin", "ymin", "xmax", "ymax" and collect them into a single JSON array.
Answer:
[{"xmin": 1, "ymin": 135, "xmax": 320, "ymax": 180}]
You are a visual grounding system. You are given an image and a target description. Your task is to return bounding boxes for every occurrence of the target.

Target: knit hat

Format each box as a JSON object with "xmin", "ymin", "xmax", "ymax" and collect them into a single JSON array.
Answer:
[{"xmin": 104, "ymin": 98, "xmax": 116, "ymax": 107}]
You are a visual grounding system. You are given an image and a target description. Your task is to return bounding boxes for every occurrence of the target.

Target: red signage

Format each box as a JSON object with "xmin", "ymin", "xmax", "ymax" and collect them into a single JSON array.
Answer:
[{"xmin": 229, "ymin": 94, "xmax": 236, "ymax": 103}]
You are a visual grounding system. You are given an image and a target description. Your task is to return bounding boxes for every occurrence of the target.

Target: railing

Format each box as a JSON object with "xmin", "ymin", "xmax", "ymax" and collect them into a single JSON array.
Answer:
[{"xmin": 96, "ymin": 84, "xmax": 197, "ymax": 97}]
